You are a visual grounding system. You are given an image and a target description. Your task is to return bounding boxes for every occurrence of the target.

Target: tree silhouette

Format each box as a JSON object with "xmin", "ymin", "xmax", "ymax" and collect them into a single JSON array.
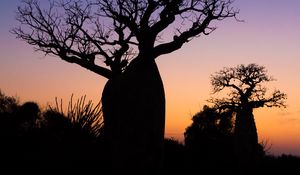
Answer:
[
  {"xmin": 0, "ymin": 90, "xmax": 18, "ymax": 114},
  {"xmin": 184, "ymin": 105, "xmax": 235, "ymax": 174},
  {"xmin": 12, "ymin": 0, "xmax": 238, "ymax": 173},
  {"xmin": 208, "ymin": 63, "xmax": 287, "ymax": 172}
]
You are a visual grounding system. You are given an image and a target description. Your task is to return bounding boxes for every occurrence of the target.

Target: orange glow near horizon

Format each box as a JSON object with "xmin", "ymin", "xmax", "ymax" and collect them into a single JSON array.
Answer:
[{"xmin": 1, "ymin": 0, "xmax": 300, "ymax": 156}]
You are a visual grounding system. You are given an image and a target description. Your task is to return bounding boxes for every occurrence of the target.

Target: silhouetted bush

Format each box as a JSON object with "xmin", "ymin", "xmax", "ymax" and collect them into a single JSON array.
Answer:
[
  {"xmin": 257, "ymin": 154, "xmax": 300, "ymax": 174},
  {"xmin": 47, "ymin": 94, "xmax": 104, "ymax": 138},
  {"xmin": 1, "ymin": 89, "xmax": 300, "ymax": 174},
  {"xmin": 0, "ymin": 91, "xmax": 106, "ymax": 174},
  {"xmin": 0, "ymin": 90, "xmax": 19, "ymax": 114},
  {"xmin": 37, "ymin": 95, "xmax": 105, "ymax": 174},
  {"xmin": 183, "ymin": 105, "xmax": 288, "ymax": 175},
  {"xmin": 184, "ymin": 106, "xmax": 235, "ymax": 171}
]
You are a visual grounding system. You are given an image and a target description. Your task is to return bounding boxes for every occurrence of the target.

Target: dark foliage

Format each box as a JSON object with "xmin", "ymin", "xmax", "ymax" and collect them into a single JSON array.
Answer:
[
  {"xmin": 0, "ymin": 90, "xmax": 18, "ymax": 113},
  {"xmin": 0, "ymin": 89, "xmax": 299, "ymax": 174},
  {"xmin": 184, "ymin": 105, "xmax": 236, "ymax": 174},
  {"xmin": 258, "ymin": 154, "xmax": 300, "ymax": 175},
  {"xmin": 0, "ymin": 91, "xmax": 105, "ymax": 174}
]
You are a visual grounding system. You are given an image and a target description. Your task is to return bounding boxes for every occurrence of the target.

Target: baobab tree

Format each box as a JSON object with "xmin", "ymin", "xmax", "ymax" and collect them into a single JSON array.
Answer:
[
  {"xmin": 209, "ymin": 63, "xmax": 287, "ymax": 170},
  {"xmin": 13, "ymin": 0, "xmax": 238, "ymax": 174}
]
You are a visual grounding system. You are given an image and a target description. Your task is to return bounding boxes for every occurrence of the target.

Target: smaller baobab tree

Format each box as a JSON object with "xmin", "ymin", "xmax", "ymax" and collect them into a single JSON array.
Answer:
[{"xmin": 208, "ymin": 63, "xmax": 287, "ymax": 170}]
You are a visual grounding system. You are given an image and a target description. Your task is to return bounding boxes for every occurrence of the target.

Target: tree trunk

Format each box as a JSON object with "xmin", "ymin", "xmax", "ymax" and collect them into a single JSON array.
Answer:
[
  {"xmin": 101, "ymin": 57, "xmax": 165, "ymax": 175},
  {"xmin": 234, "ymin": 107, "xmax": 258, "ymax": 174}
]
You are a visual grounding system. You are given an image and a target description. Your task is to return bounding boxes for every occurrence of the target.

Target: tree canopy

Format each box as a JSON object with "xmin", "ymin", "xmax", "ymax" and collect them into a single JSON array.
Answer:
[
  {"xmin": 209, "ymin": 63, "xmax": 287, "ymax": 110},
  {"xmin": 13, "ymin": 0, "xmax": 238, "ymax": 79}
]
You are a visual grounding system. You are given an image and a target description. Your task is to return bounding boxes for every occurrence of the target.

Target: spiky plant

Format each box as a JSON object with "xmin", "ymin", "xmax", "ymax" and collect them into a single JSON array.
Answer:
[{"xmin": 48, "ymin": 94, "xmax": 104, "ymax": 138}]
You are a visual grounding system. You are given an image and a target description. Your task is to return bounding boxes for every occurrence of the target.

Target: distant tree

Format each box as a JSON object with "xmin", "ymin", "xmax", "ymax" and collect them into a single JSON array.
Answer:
[
  {"xmin": 13, "ymin": 0, "xmax": 238, "ymax": 173},
  {"xmin": 0, "ymin": 90, "xmax": 18, "ymax": 114},
  {"xmin": 209, "ymin": 63, "xmax": 287, "ymax": 170},
  {"xmin": 0, "ymin": 90, "xmax": 20, "ymax": 145},
  {"xmin": 184, "ymin": 105, "xmax": 235, "ymax": 173},
  {"xmin": 17, "ymin": 102, "xmax": 40, "ymax": 126},
  {"xmin": 0, "ymin": 90, "xmax": 39, "ymax": 137},
  {"xmin": 185, "ymin": 105, "xmax": 234, "ymax": 139}
]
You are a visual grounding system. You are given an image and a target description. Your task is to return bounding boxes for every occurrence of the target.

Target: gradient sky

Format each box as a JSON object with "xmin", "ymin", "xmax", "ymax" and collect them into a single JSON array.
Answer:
[{"xmin": 1, "ymin": 0, "xmax": 300, "ymax": 156}]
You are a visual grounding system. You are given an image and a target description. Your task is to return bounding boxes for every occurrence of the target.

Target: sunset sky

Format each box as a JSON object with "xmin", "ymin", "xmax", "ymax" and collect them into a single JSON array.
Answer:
[{"xmin": 1, "ymin": 0, "xmax": 300, "ymax": 156}]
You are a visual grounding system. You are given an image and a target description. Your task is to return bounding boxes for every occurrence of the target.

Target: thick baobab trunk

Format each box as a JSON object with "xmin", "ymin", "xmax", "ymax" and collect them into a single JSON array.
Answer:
[
  {"xmin": 234, "ymin": 107, "xmax": 258, "ymax": 173},
  {"xmin": 102, "ymin": 57, "xmax": 165, "ymax": 175}
]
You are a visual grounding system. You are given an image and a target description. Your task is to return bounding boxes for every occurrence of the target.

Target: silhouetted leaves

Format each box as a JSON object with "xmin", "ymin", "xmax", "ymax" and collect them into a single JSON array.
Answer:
[
  {"xmin": 0, "ymin": 90, "xmax": 18, "ymax": 113},
  {"xmin": 184, "ymin": 105, "xmax": 235, "ymax": 174}
]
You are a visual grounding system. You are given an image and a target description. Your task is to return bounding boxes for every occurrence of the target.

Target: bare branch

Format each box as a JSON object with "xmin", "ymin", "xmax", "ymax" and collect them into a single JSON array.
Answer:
[
  {"xmin": 152, "ymin": 0, "xmax": 238, "ymax": 58},
  {"xmin": 13, "ymin": 0, "xmax": 238, "ymax": 77},
  {"xmin": 209, "ymin": 63, "xmax": 287, "ymax": 110},
  {"xmin": 12, "ymin": 0, "xmax": 114, "ymax": 78},
  {"xmin": 263, "ymin": 90, "xmax": 287, "ymax": 108}
]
